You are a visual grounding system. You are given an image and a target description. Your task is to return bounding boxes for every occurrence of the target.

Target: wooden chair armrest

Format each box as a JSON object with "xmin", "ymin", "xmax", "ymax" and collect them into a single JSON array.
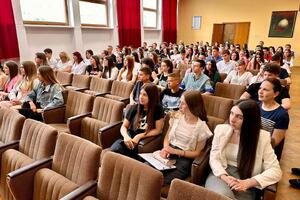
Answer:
[
  {"xmin": 7, "ymin": 157, "xmax": 53, "ymax": 200},
  {"xmin": 138, "ymin": 135, "xmax": 162, "ymax": 153},
  {"xmin": 60, "ymin": 180, "xmax": 97, "ymax": 200},
  {"xmin": 94, "ymin": 92, "xmax": 110, "ymax": 97},
  {"xmin": 262, "ymin": 183, "xmax": 277, "ymax": 200},
  {"xmin": 67, "ymin": 112, "xmax": 92, "ymax": 136},
  {"xmin": 74, "ymin": 87, "xmax": 89, "ymax": 92},
  {"xmin": 99, "ymin": 121, "xmax": 123, "ymax": 149},
  {"xmin": 43, "ymin": 105, "xmax": 66, "ymax": 123},
  {"xmin": 120, "ymin": 97, "xmax": 130, "ymax": 105}
]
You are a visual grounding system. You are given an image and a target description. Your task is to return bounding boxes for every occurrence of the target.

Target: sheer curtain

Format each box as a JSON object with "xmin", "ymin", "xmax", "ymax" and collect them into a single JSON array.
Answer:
[
  {"xmin": 0, "ymin": 0, "xmax": 19, "ymax": 61},
  {"xmin": 162, "ymin": 0, "xmax": 177, "ymax": 43},
  {"xmin": 116, "ymin": 0, "xmax": 141, "ymax": 48}
]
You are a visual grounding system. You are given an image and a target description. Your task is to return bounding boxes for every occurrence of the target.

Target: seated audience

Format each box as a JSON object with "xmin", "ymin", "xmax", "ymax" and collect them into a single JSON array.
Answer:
[
  {"xmin": 132, "ymin": 52, "xmax": 142, "ymax": 74},
  {"xmin": 224, "ymin": 60, "xmax": 253, "ymax": 86},
  {"xmin": 0, "ymin": 61, "xmax": 21, "ymax": 100},
  {"xmin": 102, "ymin": 56, "xmax": 119, "ymax": 80},
  {"xmin": 116, "ymin": 53, "xmax": 124, "ymax": 70},
  {"xmin": 107, "ymin": 45, "xmax": 116, "ymax": 63},
  {"xmin": 283, "ymin": 49, "xmax": 293, "ymax": 74},
  {"xmin": 85, "ymin": 55, "xmax": 103, "ymax": 77},
  {"xmin": 18, "ymin": 66, "xmax": 64, "ymax": 121},
  {"xmin": 160, "ymin": 72, "xmax": 184, "ymax": 112},
  {"xmin": 0, "ymin": 61, "xmax": 37, "ymax": 109},
  {"xmin": 217, "ymin": 50, "xmax": 236, "ymax": 74},
  {"xmin": 205, "ymin": 99, "xmax": 282, "ymax": 200},
  {"xmin": 204, "ymin": 60, "xmax": 221, "ymax": 88},
  {"xmin": 258, "ymin": 78, "xmax": 289, "ymax": 159},
  {"xmin": 130, "ymin": 66, "xmax": 152, "ymax": 105},
  {"xmin": 35, "ymin": 52, "xmax": 48, "ymax": 67},
  {"xmin": 111, "ymin": 84, "xmax": 164, "ymax": 159},
  {"xmin": 240, "ymin": 63, "xmax": 291, "ymax": 110},
  {"xmin": 206, "ymin": 47, "xmax": 223, "ymax": 63},
  {"xmin": 117, "ymin": 55, "xmax": 137, "ymax": 84},
  {"xmin": 160, "ymin": 90, "xmax": 212, "ymax": 185},
  {"xmin": 271, "ymin": 53, "xmax": 291, "ymax": 85},
  {"xmin": 153, "ymin": 59, "xmax": 173, "ymax": 89},
  {"xmin": 249, "ymin": 66, "xmax": 264, "ymax": 84},
  {"xmin": 44, "ymin": 48, "xmax": 57, "ymax": 69},
  {"xmin": 56, "ymin": 51, "xmax": 72, "ymax": 72},
  {"xmin": 182, "ymin": 59, "xmax": 214, "ymax": 95}
]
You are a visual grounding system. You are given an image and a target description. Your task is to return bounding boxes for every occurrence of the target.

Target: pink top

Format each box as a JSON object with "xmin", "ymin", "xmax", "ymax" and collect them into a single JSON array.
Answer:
[{"xmin": 4, "ymin": 75, "xmax": 21, "ymax": 93}]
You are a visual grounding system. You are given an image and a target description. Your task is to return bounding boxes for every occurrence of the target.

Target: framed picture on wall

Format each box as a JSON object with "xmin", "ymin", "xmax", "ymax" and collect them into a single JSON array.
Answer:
[
  {"xmin": 192, "ymin": 16, "xmax": 201, "ymax": 30},
  {"xmin": 268, "ymin": 11, "xmax": 297, "ymax": 38}
]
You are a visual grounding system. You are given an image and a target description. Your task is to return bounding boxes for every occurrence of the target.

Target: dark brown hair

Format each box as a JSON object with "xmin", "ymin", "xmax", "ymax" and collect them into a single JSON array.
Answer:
[
  {"xmin": 183, "ymin": 90, "xmax": 208, "ymax": 122},
  {"xmin": 4, "ymin": 61, "xmax": 19, "ymax": 79},
  {"xmin": 133, "ymin": 84, "xmax": 160, "ymax": 133},
  {"xmin": 234, "ymin": 99, "xmax": 260, "ymax": 179}
]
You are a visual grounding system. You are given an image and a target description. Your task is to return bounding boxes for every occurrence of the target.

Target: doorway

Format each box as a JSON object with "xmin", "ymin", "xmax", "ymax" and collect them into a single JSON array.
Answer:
[{"xmin": 212, "ymin": 22, "xmax": 250, "ymax": 46}]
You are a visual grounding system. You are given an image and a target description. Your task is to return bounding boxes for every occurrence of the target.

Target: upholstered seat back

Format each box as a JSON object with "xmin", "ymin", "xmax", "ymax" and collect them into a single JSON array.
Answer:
[
  {"xmin": 202, "ymin": 95, "xmax": 233, "ymax": 120},
  {"xmin": 167, "ymin": 179, "xmax": 231, "ymax": 200},
  {"xmin": 71, "ymin": 74, "xmax": 91, "ymax": 88},
  {"xmin": 52, "ymin": 133, "xmax": 101, "ymax": 185},
  {"xmin": 65, "ymin": 90, "xmax": 94, "ymax": 120},
  {"xmin": 19, "ymin": 119, "xmax": 58, "ymax": 160},
  {"xmin": 81, "ymin": 117, "xmax": 108, "ymax": 144},
  {"xmin": 87, "ymin": 77, "xmax": 113, "ymax": 94},
  {"xmin": 110, "ymin": 81, "xmax": 134, "ymax": 98},
  {"xmin": 56, "ymin": 71, "xmax": 73, "ymax": 86},
  {"xmin": 97, "ymin": 151, "xmax": 163, "ymax": 200},
  {"xmin": 0, "ymin": 108, "xmax": 25, "ymax": 143},
  {"xmin": 214, "ymin": 82, "xmax": 246, "ymax": 100},
  {"xmin": 92, "ymin": 97, "xmax": 124, "ymax": 123}
]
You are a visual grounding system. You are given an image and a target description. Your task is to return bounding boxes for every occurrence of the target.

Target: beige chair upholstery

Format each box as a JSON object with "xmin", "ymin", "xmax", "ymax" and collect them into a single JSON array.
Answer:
[
  {"xmin": 56, "ymin": 71, "xmax": 73, "ymax": 87},
  {"xmin": 7, "ymin": 133, "xmax": 101, "ymax": 200},
  {"xmin": 73, "ymin": 97, "xmax": 124, "ymax": 146},
  {"xmin": 84, "ymin": 77, "xmax": 113, "ymax": 96},
  {"xmin": 167, "ymin": 179, "xmax": 230, "ymax": 200},
  {"xmin": 62, "ymin": 151, "xmax": 163, "ymax": 200},
  {"xmin": 214, "ymin": 82, "xmax": 246, "ymax": 100},
  {"xmin": 104, "ymin": 80, "xmax": 134, "ymax": 104},
  {"xmin": 66, "ymin": 74, "xmax": 92, "ymax": 91},
  {"xmin": 43, "ymin": 90, "xmax": 94, "ymax": 133},
  {"xmin": 202, "ymin": 95, "xmax": 233, "ymax": 131},
  {"xmin": 0, "ymin": 119, "xmax": 57, "ymax": 200},
  {"xmin": 248, "ymin": 69, "xmax": 259, "ymax": 76},
  {"xmin": 0, "ymin": 108, "xmax": 25, "ymax": 146}
]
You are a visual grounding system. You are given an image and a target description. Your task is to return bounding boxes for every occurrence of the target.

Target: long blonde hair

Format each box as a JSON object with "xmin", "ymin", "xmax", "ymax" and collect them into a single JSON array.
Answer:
[{"xmin": 21, "ymin": 61, "xmax": 37, "ymax": 91}]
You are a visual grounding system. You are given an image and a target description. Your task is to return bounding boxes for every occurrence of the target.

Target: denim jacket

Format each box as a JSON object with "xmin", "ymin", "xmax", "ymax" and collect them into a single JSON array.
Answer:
[{"xmin": 24, "ymin": 81, "xmax": 64, "ymax": 109}]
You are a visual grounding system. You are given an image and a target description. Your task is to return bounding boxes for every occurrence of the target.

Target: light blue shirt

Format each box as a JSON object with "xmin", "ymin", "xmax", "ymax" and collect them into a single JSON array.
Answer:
[
  {"xmin": 182, "ymin": 73, "xmax": 214, "ymax": 93},
  {"xmin": 25, "ymin": 81, "xmax": 64, "ymax": 109}
]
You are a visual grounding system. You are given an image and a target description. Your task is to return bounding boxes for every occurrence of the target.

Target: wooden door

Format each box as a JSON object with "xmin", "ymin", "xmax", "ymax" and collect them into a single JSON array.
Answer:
[
  {"xmin": 233, "ymin": 22, "xmax": 250, "ymax": 47},
  {"xmin": 223, "ymin": 23, "xmax": 236, "ymax": 44},
  {"xmin": 212, "ymin": 24, "xmax": 224, "ymax": 45}
]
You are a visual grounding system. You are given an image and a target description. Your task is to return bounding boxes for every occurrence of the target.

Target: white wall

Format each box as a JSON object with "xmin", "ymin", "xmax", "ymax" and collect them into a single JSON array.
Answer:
[{"xmin": 12, "ymin": 0, "xmax": 162, "ymax": 61}]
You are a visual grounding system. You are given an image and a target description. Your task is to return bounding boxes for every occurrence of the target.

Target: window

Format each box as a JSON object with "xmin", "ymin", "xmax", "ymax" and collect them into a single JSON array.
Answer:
[
  {"xmin": 20, "ymin": 0, "xmax": 68, "ymax": 25},
  {"xmin": 143, "ymin": 0, "xmax": 158, "ymax": 28},
  {"xmin": 79, "ymin": 0, "xmax": 108, "ymax": 26}
]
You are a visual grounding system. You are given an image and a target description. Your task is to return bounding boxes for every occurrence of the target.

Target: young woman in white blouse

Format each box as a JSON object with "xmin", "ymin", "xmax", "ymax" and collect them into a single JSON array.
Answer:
[
  {"xmin": 205, "ymin": 99, "xmax": 282, "ymax": 200},
  {"xmin": 224, "ymin": 60, "xmax": 253, "ymax": 86},
  {"xmin": 71, "ymin": 51, "xmax": 86, "ymax": 75},
  {"xmin": 160, "ymin": 90, "xmax": 213, "ymax": 185},
  {"xmin": 56, "ymin": 51, "xmax": 72, "ymax": 72}
]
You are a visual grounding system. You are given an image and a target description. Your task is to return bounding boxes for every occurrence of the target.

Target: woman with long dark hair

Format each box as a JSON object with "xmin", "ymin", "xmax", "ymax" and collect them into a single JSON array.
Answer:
[
  {"xmin": 0, "ymin": 61, "xmax": 21, "ymax": 100},
  {"xmin": 85, "ymin": 55, "xmax": 103, "ymax": 77},
  {"xmin": 71, "ymin": 51, "xmax": 86, "ymax": 74},
  {"xmin": 102, "ymin": 56, "xmax": 119, "ymax": 80},
  {"xmin": 111, "ymin": 83, "xmax": 164, "ymax": 159},
  {"xmin": 205, "ymin": 99, "xmax": 282, "ymax": 200},
  {"xmin": 160, "ymin": 90, "xmax": 212, "ymax": 185},
  {"xmin": 204, "ymin": 60, "xmax": 221, "ymax": 88}
]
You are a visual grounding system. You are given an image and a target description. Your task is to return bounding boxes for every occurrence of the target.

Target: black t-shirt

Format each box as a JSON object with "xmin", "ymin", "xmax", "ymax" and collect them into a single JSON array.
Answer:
[
  {"xmin": 126, "ymin": 104, "xmax": 164, "ymax": 137},
  {"xmin": 246, "ymin": 82, "xmax": 290, "ymax": 104},
  {"xmin": 279, "ymin": 68, "xmax": 289, "ymax": 79},
  {"xmin": 157, "ymin": 73, "xmax": 168, "ymax": 88}
]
